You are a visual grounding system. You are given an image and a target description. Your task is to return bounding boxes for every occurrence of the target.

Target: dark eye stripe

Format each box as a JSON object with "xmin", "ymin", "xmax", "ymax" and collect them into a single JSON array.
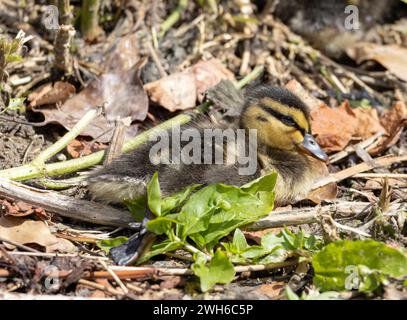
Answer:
[{"xmin": 261, "ymin": 104, "xmax": 305, "ymax": 133}]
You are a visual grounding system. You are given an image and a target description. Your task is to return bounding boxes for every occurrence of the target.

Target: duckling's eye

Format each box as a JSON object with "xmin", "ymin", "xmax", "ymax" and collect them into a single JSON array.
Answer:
[
  {"xmin": 256, "ymin": 116, "xmax": 269, "ymax": 122},
  {"xmin": 279, "ymin": 115, "xmax": 297, "ymax": 128}
]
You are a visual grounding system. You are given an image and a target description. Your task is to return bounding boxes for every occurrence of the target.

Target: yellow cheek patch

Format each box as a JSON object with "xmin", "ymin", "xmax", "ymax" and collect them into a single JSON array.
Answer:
[{"xmin": 291, "ymin": 130, "xmax": 304, "ymax": 144}]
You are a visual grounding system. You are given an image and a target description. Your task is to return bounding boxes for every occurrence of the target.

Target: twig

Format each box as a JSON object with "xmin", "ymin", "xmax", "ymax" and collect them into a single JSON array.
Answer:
[
  {"xmin": 98, "ymin": 259, "xmax": 129, "ymax": 295},
  {"xmin": 245, "ymin": 201, "xmax": 406, "ymax": 231},
  {"xmin": 323, "ymin": 215, "xmax": 371, "ymax": 238},
  {"xmin": 329, "ymin": 131, "xmax": 384, "ymax": 164},
  {"xmin": 312, "ymin": 155, "xmax": 407, "ymax": 190},
  {"xmin": 352, "ymin": 173, "xmax": 407, "ymax": 179},
  {"xmin": 7, "ymin": 251, "xmax": 109, "ymax": 260},
  {"xmin": 110, "ymin": 258, "xmax": 299, "ymax": 275},
  {"xmin": 146, "ymin": 41, "xmax": 167, "ymax": 78},
  {"xmin": 103, "ymin": 117, "xmax": 131, "ymax": 166},
  {"xmin": 0, "ymin": 236, "xmax": 41, "ymax": 253},
  {"xmin": 78, "ymin": 279, "xmax": 123, "ymax": 296},
  {"xmin": 54, "ymin": 24, "xmax": 75, "ymax": 74},
  {"xmin": 0, "ymin": 178, "xmax": 134, "ymax": 227}
]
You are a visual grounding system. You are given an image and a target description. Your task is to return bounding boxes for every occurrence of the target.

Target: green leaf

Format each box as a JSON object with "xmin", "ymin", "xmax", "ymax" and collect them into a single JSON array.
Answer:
[
  {"xmin": 5, "ymin": 53, "xmax": 22, "ymax": 63},
  {"xmin": 232, "ymin": 228, "xmax": 248, "ymax": 252},
  {"xmin": 137, "ymin": 239, "xmax": 183, "ymax": 264},
  {"xmin": 285, "ymin": 286, "xmax": 300, "ymax": 300},
  {"xmin": 147, "ymin": 172, "xmax": 161, "ymax": 216},
  {"xmin": 192, "ymin": 186, "xmax": 274, "ymax": 248},
  {"xmin": 192, "ymin": 249, "xmax": 235, "ymax": 292},
  {"xmin": 177, "ymin": 173, "xmax": 276, "ymax": 248},
  {"xmin": 146, "ymin": 214, "xmax": 180, "ymax": 235},
  {"xmin": 96, "ymin": 236, "xmax": 128, "ymax": 254},
  {"xmin": 125, "ymin": 195, "xmax": 146, "ymax": 221},
  {"xmin": 312, "ymin": 240, "xmax": 407, "ymax": 292},
  {"xmin": 241, "ymin": 171, "xmax": 277, "ymax": 194},
  {"xmin": 161, "ymin": 184, "xmax": 201, "ymax": 215}
]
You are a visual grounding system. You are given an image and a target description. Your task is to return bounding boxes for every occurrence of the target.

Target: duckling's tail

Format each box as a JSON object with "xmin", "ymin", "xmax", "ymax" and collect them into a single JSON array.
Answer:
[{"xmin": 85, "ymin": 172, "xmax": 147, "ymax": 204}]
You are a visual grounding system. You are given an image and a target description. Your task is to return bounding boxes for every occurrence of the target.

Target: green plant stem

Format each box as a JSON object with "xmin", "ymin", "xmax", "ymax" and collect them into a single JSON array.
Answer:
[
  {"xmin": 159, "ymin": 0, "xmax": 189, "ymax": 37},
  {"xmin": 58, "ymin": 0, "xmax": 73, "ymax": 25},
  {"xmin": 34, "ymin": 176, "xmax": 85, "ymax": 190},
  {"xmin": 173, "ymin": 235, "xmax": 211, "ymax": 261},
  {"xmin": 236, "ymin": 65, "xmax": 264, "ymax": 89},
  {"xmin": 81, "ymin": 0, "xmax": 101, "ymax": 41},
  {"xmin": 32, "ymin": 108, "xmax": 99, "ymax": 166},
  {"xmin": 0, "ymin": 67, "xmax": 262, "ymax": 181}
]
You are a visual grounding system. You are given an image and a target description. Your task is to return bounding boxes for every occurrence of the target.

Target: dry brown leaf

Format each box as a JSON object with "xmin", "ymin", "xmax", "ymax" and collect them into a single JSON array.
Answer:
[
  {"xmin": 248, "ymin": 282, "xmax": 285, "ymax": 299},
  {"xmin": 307, "ymin": 182, "xmax": 338, "ymax": 204},
  {"xmin": 145, "ymin": 59, "xmax": 234, "ymax": 112},
  {"xmin": 0, "ymin": 216, "xmax": 58, "ymax": 247},
  {"xmin": 144, "ymin": 70, "xmax": 197, "ymax": 112},
  {"xmin": 30, "ymin": 35, "xmax": 148, "ymax": 143},
  {"xmin": 46, "ymin": 237, "xmax": 77, "ymax": 253},
  {"xmin": 284, "ymin": 80, "xmax": 404, "ymax": 154},
  {"xmin": 1, "ymin": 200, "xmax": 49, "ymax": 219},
  {"xmin": 193, "ymin": 59, "xmax": 235, "ymax": 101},
  {"xmin": 347, "ymin": 43, "xmax": 407, "ymax": 82},
  {"xmin": 370, "ymin": 100, "xmax": 407, "ymax": 154},
  {"xmin": 67, "ymin": 139, "xmax": 107, "ymax": 159},
  {"xmin": 349, "ymin": 104, "xmax": 385, "ymax": 139},
  {"xmin": 310, "ymin": 102, "xmax": 358, "ymax": 152},
  {"xmin": 28, "ymin": 81, "xmax": 76, "ymax": 108}
]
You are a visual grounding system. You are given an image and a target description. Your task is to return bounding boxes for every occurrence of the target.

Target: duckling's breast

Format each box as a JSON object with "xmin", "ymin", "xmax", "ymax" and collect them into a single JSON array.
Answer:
[{"xmin": 258, "ymin": 148, "xmax": 327, "ymax": 205}]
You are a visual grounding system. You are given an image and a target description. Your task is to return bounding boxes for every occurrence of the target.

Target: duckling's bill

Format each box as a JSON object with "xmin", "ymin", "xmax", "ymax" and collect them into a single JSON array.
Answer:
[{"xmin": 299, "ymin": 133, "xmax": 328, "ymax": 162}]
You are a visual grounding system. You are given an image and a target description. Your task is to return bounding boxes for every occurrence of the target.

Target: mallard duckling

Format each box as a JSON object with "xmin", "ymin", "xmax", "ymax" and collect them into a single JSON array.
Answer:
[{"xmin": 86, "ymin": 85, "xmax": 328, "ymax": 206}]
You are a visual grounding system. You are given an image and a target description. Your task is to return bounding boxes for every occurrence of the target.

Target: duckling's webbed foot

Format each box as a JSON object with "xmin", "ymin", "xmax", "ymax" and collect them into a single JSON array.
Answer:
[{"xmin": 110, "ymin": 215, "xmax": 156, "ymax": 266}]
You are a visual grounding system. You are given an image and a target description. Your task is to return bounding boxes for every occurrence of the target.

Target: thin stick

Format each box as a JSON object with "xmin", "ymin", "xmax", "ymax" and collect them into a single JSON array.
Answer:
[
  {"xmin": 312, "ymin": 155, "xmax": 407, "ymax": 190},
  {"xmin": 245, "ymin": 201, "xmax": 405, "ymax": 231},
  {"xmin": 78, "ymin": 279, "xmax": 123, "ymax": 296},
  {"xmin": 110, "ymin": 258, "xmax": 299, "ymax": 275},
  {"xmin": 146, "ymin": 41, "xmax": 167, "ymax": 78},
  {"xmin": 32, "ymin": 108, "xmax": 100, "ymax": 165},
  {"xmin": 0, "ymin": 236, "xmax": 41, "ymax": 253},
  {"xmin": 7, "ymin": 251, "xmax": 109, "ymax": 260},
  {"xmin": 323, "ymin": 215, "xmax": 371, "ymax": 238},
  {"xmin": 98, "ymin": 259, "xmax": 129, "ymax": 295},
  {"xmin": 352, "ymin": 173, "xmax": 407, "ymax": 179},
  {"xmin": 329, "ymin": 131, "xmax": 385, "ymax": 164},
  {"xmin": 0, "ymin": 178, "xmax": 134, "ymax": 227}
]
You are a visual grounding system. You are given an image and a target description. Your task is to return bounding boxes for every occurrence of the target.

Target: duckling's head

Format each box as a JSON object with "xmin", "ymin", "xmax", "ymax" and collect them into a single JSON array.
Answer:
[{"xmin": 240, "ymin": 85, "xmax": 328, "ymax": 162}]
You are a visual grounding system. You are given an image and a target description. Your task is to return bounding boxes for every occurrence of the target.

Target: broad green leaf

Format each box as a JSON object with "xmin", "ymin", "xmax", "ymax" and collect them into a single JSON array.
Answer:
[
  {"xmin": 190, "ymin": 184, "xmax": 274, "ymax": 249},
  {"xmin": 241, "ymin": 172, "xmax": 277, "ymax": 194},
  {"xmin": 192, "ymin": 249, "xmax": 235, "ymax": 292},
  {"xmin": 125, "ymin": 195, "xmax": 146, "ymax": 221},
  {"xmin": 176, "ymin": 184, "xmax": 220, "ymax": 239},
  {"xmin": 137, "ymin": 239, "xmax": 183, "ymax": 264},
  {"xmin": 96, "ymin": 236, "xmax": 128, "ymax": 254},
  {"xmin": 161, "ymin": 184, "xmax": 201, "ymax": 214},
  {"xmin": 147, "ymin": 172, "xmax": 161, "ymax": 216},
  {"xmin": 257, "ymin": 247, "xmax": 288, "ymax": 264},
  {"xmin": 146, "ymin": 214, "xmax": 180, "ymax": 235},
  {"xmin": 312, "ymin": 240, "xmax": 407, "ymax": 292}
]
